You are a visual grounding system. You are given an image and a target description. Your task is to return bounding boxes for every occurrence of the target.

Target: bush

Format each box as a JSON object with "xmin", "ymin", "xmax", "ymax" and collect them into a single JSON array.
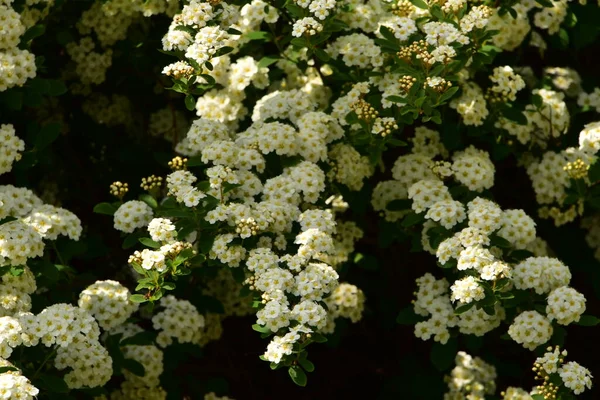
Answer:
[{"xmin": 1, "ymin": 0, "xmax": 599, "ymax": 399}]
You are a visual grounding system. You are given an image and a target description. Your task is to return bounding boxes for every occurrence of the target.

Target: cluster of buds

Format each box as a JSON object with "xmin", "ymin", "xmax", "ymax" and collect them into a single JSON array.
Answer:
[
  {"xmin": 141, "ymin": 175, "xmax": 164, "ymax": 191},
  {"xmin": 532, "ymin": 346, "xmax": 567, "ymax": 400},
  {"xmin": 373, "ymin": 117, "xmax": 399, "ymax": 138},
  {"xmin": 398, "ymin": 40, "xmax": 432, "ymax": 65},
  {"xmin": 425, "ymin": 76, "xmax": 452, "ymax": 93},
  {"xmin": 350, "ymin": 99, "xmax": 378, "ymax": 123},
  {"xmin": 431, "ymin": 160, "xmax": 453, "ymax": 179},
  {"xmin": 168, "ymin": 156, "xmax": 188, "ymax": 170},
  {"xmin": 109, "ymin": 181, "xmax": 129, "ymax": 199},
  {"xmin": 236, "ymin": 218, "xmax": 259, "ymax": 238},
  {"xmin": 391, "ymin": 0, "xmax": 414, "ymax": 16},
  {"xmin": 399, "ymin": 75, "xmax": 417, "ymax": 93},
  {"xmin": 564, "ymin": 158, "xmax": 589, "ymax": 180},
  {"xmin": 162, "ymin": 241, "xmax": 195, "ymax": 259},
  {"xmin": 162, "ymin": 61, "xmax": 195, "ymax": 80},
  {"xmin": 244, "ymin": 275, "xmax": 257, "ymax": 291},
  {"xmin": 439, "ymin": 0, "xmax": 462, "ymax": 13}
]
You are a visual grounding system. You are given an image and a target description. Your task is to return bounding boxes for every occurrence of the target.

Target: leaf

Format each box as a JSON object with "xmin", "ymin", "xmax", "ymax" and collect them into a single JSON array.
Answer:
[
  {"xmin": 35, "ymin": 123, "xmax": 61, "ymax": 150},
  {"xmin": 589, "ymin": 161, "xmax": 600, "ymax": 183},
  {"xmin": 227, "ymin": 28, "xmax": 242, "ymax": 35},
  {"xmin": 309, "ymin": 332, "xmax": 327, "ymax": 343},
  {"xmin": 454, "ymin": 302, "xmax": 475, "ymax": 314},
  {"xmin": 10, "ymin": 265, "xmax": 24, "ymax": 276},
  {"xmin": 139, "ymin": 194, "xmax": 158, "ymax": 209},
  {"xmin": 245, "ymin": 31, "xmax": 271, "ymax": 41},
  {"xmin": 502, "ymin": 106, "xmax": 527, "ymax": 125},
  {"xmin": 139, "ymin": 238, "xmax": 160, "ymax": 249},
  {"xmin": 121, "ymin": 331, "xmax": 158, "ymax": 346},
  {"xmin": 288, "ymin": 366, "xmax": 307, "ymax": 387},
  {"xmin": 396, "ymin": 306, "xmax": 422, "ymax": 325},
  {"xmin": 535, "ymin": 0, "xmax": 553, "ymax": 7},
  {"xmin": 430, "ymin": 339, "xmax": 457, "ymax": 372},
  {"xmin": 122, "ymin": 358, "xmax": 145, "ymax": 377},
  {"xmin": 162, "ymin": 282, "xmax": 176, "ymax": 291},
  {"xmin": 379, "ymin": 26, "xmax": 397, "ymax": 43},
  {"xmin": 401, "ymin": 212, "xmax": 424, "ymax": 228},
  {"xmin": 313, "ymin": 48, "xmax": 330, "ymax": 62},
  {"xmin": 386, "ymin": 95, "xmax": 408, "ymax": 104},
  {"xmin": 186, "ymin": 156, "xmax": 203, "ymax": 167},
  {"xmin": 93, "ymin": 202, "xmax": 118, "ymax": 216},
  {"xmin": 214, "ymin": 46, "xmax": 234, "ymax": 57},
  {"xmin": 252, "ymin": 324, "xmax": 272, "ymax": 333},
  {"xmin": 0, "ymin": 366, "xmax": 18, "ymax": 374},
  {"xmin": 298, "ymin": 358, "xmax": 315, "ymax": 373},
  {"xmin": 409, "ymin": 0, "xmax": 428, "ymax": 9},
  {"xmin": 130, "ymin": 294, "xmax": 148, "ymax": 303},
  {"xmin": 20, "ymin": 24, "xmax": 45, "ymax": 46},
  {"xmin": 47, "ymin": 79, "xmax": 67, "ymax": 96},
  {"xmin": 257, "ymin": 56, "xmax": 280, "ymax": 69},
  {"xmin": 576, "ymin": 315, "xmax": 600, "ymax": 326},
  {"xmin": 438, "ymin": 87, "xmax": 459, "ymax": 104},
  {"xmin": 489, "ymin": 234, "xmax": 512, "ymax": 249},
  {"xmin": 38, "ymin": 374, "xmax": 69, "ymax": 393},
  {"xmin": 185, "ymin": 95, "xmax": 195, "ymax": 111}
]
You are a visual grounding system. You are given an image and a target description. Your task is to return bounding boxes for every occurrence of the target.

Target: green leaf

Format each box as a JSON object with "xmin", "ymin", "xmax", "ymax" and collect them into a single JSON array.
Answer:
[
  {"xmin": 10, "ymin": 265, "xmax": 24, "ymax": 276},
  {"xmin": 502, "ymin": 106, "xmax": 527, "ymax": 125},
  {"xmin": 35, "ymin": 123, "xmax": 61, "ymax": 150},
  {"xmin": 313, "ymin": 48, "xmax": 330, "ymax": 62},
  {"xmin": 214, "ymin": 46, "xmax": 234, "ymax": 57},
  {"xmin": 430, "ymin": 339, "xmax": 457, "ymax": 372},
  {"xmin": 130, "ymin": 294, "xmax": 147, "ymax": 303},
  {"xmin": 386, "ymin": 95, "xmax": 408, "ymax": 104},
  {"xmin": 120, "ymin": 331, "xmax": 157, "ymax": 346},
  {"xmin": 139, "ymin": 194, "xmax": 158, "ymax": 209},
  {"xmin": 162, "ymin": 282, "xmax": 176, "ymax": 291},
  {"xmin": 0, "ymin": 90, "xmax": 23, "ymax": 111},
  {"xmin": 0, "ymin": 366, "xmax": 18, "ymax": 374},
  {"xmin": 38, "ymin": 374, "xmax": 69, "ymax": 393},
  {"xmin": 535, "ymin": 0, "xmax": 553, "ymax": 7},
  {"xmin": 309, "ymin": 332, "xmax": 327, "ymax": 343},
  {"xmin": 185, "ymin": 95, "xmax": 195, "ymax": 111},
  {"xmin": 186, "ymin": 156, "xmax": 203, "ymax": 167},
  {"xmin": 379, "ymin": 26, "xmax": 397, "ymax": 43},
  {"xmin": 589, "ymin": 161, "xmax": 600, "ymax": 183},
  {"xmin": 288, "ymin": 366, "xmax": 307, "ymax": 387},
  {"xmin": 454, "ymin": 302, "xmax": 475, "ymax": 314},
  {"xmin": 252, "ymin": 324, "xmax": 271, "ymax": 333},
  {"xmin": 139, "ymin": 238, "xmax": 160, "ymax": 249},
  {"xmin": 258, "ymin": 56, "xmax": 279, "ymax": 69},
  {"xmin": 409, "ymin": 0, "xmax": 428, "ymax": 9},
  {"xmin": 245, "ymin": 31, "xmax": 271, "ymax": 41},
  {"xmin": 576, "ymin": 315, "xmax": 600, "ymax": 326},
  {"xmin": 93, "ymin": 202, "xmax": 118, "ymax": 216},
  {"xmin": 20, "ymin": 24, "xmax": 45, "ymax": 47},
  {"xmin": 227, "ymin": 28, "xmax": 242, "ymax": 35},
  {"xmin": 489, "ymin": 234, "xmax": 512, "ymax": 249},
  {"xmin": 47, "ymin": 79, "xmax": 67, "ymax": 96},
  {"xmin": 438, "ymin": 87, "xmax": 459, "ymax": 104},
  {"xmin": 396, "ymin": 306, "xmax": 422, "ymax": 325},
  {"xmin": 401, "ymin": 212, "xmax": 425, "ymax": 228},
  {"xmin": 298, "ymin": 358, "xmax": 315, "ymax": 373},
  {"xmin": 123, "ymin": 358, "xmax": 145, "ymax": 377}
]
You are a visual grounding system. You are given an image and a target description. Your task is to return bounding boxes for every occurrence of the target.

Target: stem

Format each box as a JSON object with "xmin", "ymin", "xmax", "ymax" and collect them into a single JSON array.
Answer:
[
  {"xmin": 51, "ymin": 242, "xmax": 66, "ymax": 266},
  {"xmin": 32, "ymin": 346, "xmax": 57, "ymax": 380}
]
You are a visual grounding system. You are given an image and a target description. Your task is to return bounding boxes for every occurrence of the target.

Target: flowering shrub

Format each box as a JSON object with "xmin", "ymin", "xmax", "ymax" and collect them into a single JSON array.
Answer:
[{"xmin": 1, "ymin": 0, "xmax": 600, "ymax": 398}]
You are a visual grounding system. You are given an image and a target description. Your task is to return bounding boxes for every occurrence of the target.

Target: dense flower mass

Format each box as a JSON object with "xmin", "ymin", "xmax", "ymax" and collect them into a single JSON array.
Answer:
[{"xmin": 0, "ymin": 0, "xmax": 599, "ymax": 397}]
